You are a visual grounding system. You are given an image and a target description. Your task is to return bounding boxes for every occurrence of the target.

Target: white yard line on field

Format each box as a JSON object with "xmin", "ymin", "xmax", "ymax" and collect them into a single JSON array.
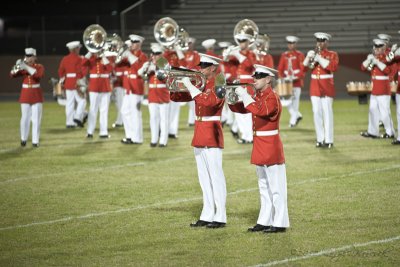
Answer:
[
  {"xmin": 250, "ymin": 235, "xmax": 400, "ymax": 267},
  {"xmin": 0, "ymin": 164, "xmax": 398, "ymax": 231}
]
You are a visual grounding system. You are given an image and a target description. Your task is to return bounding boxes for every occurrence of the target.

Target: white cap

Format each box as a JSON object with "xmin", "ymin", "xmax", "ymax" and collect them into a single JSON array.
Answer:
[
  {"xmin": 198, "ymin": 53, "xmax": 221, "ymax": 65},
  {"xmin": 377, "ymin": 33, "xmax": 391, "ymax": 42},
  {"xmin": 188, "ymin": 37, "xmax": 196, "ymax": 44},
  {"xmin": 314, "ymin": 32, "xmax": 331, "ymax": 41},
  {"xmin": 66, "ymin": 41, "xmax": 81, "ymax": 50},
  {"xmin": 234, "ymin": 33, "xmax": 252, "ymax": 41},
  {"xmin": 201, "ymin": 39, "xmax": 216, "ymax": 49},
  {"xmin": 218, "ymin": 41, "xmax": 232, "ymax": 48},
  {"xmin": 150, "ymin": 43, "xmax": 164, "ymax": 53},
  {"xmin": 129, "ymin": 34, "xmax": 145, "ymax": 43},
  {"xmin": 286, "ymin": 36, "xmax": 299, "ymax": 43},
  {"xmin": 125, "ymin": 40, "xmax": 132, "ymax": 46},
  {"xmin": 25, "ymin": 48, "xmax": 36, "ymax": 56},
  {"xmin": 253, "ymin": 64, "xmax": 277, "ymax": 77},
  {"xmin": 373, "ymin": 38, "xmax": 386, "ymax": 46}
]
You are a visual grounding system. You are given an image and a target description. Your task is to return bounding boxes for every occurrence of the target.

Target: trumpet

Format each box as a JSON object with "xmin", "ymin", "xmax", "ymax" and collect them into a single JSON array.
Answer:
[
  {"xmin": 155, "ymin": 57, "xmax": 206, "ymax": 92},
  {"xmin": 309, "ymin": 45, "xmax": 321, "ymax": 68},
  {"xmin": 215, "ymin": 81, "xmax": 255, "ymax": 105},
  {"xmin": 367, "ymin": 49, "xmax": 376, "ymax": 71},
  {"xmin": 11, "ymin": 58, "xmax": 25, "ymax": 74}
]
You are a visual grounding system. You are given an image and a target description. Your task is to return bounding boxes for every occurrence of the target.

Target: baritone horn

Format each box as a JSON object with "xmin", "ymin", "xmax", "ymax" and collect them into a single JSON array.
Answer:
[
  {"xmin": 154, "ymin": 17, "xmax": 189, "ymax": 50},
  {"xmin": 155, "ymin": 57, "xmax": 206, "ymax": 92},
  {"xmin": 83, "ymin": 24, "xmax": 107, "ymax": 53}
]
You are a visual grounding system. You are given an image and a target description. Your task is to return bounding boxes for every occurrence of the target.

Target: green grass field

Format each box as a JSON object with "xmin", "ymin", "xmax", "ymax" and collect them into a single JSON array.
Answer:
[{"xmin": 0, "ymin": 99, "xmax": 399, "ymax": 266}]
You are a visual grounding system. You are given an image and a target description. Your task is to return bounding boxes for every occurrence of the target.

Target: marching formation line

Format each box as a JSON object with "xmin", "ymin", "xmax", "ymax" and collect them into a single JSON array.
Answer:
[
  {"xmin": 0, "ymin": 164, "xmax": 398, "ymax": 231},
  {"xmin": 251, "ymin": 235, "xmax": 400, "ymax": 267}
]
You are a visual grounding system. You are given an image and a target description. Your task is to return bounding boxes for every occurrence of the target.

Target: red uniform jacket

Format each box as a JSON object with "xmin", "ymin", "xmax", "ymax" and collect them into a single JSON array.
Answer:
[
  {"xmin": 221, "ymin": 56, "xmax": 238, "ymax": 83},
  {"xmin": 236, "ymin": 50, "xmax": 257, "ymax": 93},
  {"xmin": 184, "ymin": 50, "xmax": 201, "ymax": 70},
  {"xmin": 163, "ymin": 50, "xmax": 186, "ymax": 68},
  {"xmin": 393, "ymin": 56, "xmax": 400, "ymax": 93},
  {"xmin": 305, "ymin": 49, "xmax": 339, "ymax": 97},
  {"xmin": 82, "ymin": 55, "xmax": 113, "ymax": 93},
  {"xmin": 58, "ymin": 52, "xmax": 84, "ymax": 90},
  {"xmin": 278, "ymin": 50, "xmax": 305, "ymax": 88},
  {"xmin": 148, "ymin": 72, "xmax": 170, "ymax": 104},
  {"xmin": 257, "ymin": 53, "xmax": 274, "ymax": 69},
  {"xmin": 124, "ymin": 50, "xmax": 148, "ymax": 95},
  {"xmin": 107, "ymin": 55, "xmax": 125, "ymax": 88},
  {"xmin": 11, "ymin": 63, "xmax": 45, "ymax": 104},
  {"xmin": 170, "ymin": 77, "xmax": 224, "ymax": 148},
  {"xmin": 361, "ymin": 54, "xmax": 392, "ymax": 95},
  {"xmin": 229, "ymin": 87, "xmax": 285, "ymax": 166}
]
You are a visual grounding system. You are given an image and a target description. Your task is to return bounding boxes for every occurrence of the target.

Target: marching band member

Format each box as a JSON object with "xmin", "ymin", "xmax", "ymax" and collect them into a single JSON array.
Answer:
[
  {"xmin": 229, "ymin": 65, "xmax": 289, "ymax": 233},
  {"xmin": 360, "ymin": 39, "xmax": 395, "ymax": 139},
  {"xmin": 171, "ymin": 53, "xmax": 227, "ymax": 229},
  {"xmin": 202, "ymin": 38, "xmax": 219, "ymax": 58},
  {"xmin": 185, "ymin": 37, "xmax": 201, "ymax": 127},
  {"xmin": 120, "ymin": 35, "xmax": 148, "ymax": 144},
  {"xmin": 228, "ymin": 33, "xmax": 257, "ymax": 144},
  {"xmin": 255, "ymin": 34, "xmax": 274, "ymax": 68},
  {"xmin": 58, "ymin": 41, "xmax": 87, "ymax": 128},
  {"xmin": 163, "ymin": 42, "xmax": 186, "ymax": 139},
  {"xmin": 109, "ymin": 50, "xmax": 126, "ymax": 129},
  {"xmin": 83, "ymin": 49, "xmax": 113, "ymax": 138},
  {"xmin": 219, "ymin": 41, "xmax": 236, "ymax": 127},
  {"xmin": 278, "ymin": 36, "xmax": 305, "ymax": 127},
  {"xmin": 10, "ymin": 48, "xmax": 44, "ymax": 147},
  {"xmin": 388, "ymin": 32, "xmax": 400, "ymax": 145},
  {"xmin": 303, "ymin": 32, "xmax": 339, "ymax": 148},
  {"xmin": 138, "ymin": 43, "xmax": 169, "ymax": 147}
]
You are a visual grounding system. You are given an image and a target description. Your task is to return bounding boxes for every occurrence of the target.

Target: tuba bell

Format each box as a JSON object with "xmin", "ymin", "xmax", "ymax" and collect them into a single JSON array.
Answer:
[
  {"xmin": 154, "ymin": 17, "xmax": 189, "ymax": 50},
  {"xmin": 233, "ymin": 19, "xmax": 259, "ymax": 45},
  {"xmin": 83, "ymin": 24, "xmax": 107, "ymax": 53}
]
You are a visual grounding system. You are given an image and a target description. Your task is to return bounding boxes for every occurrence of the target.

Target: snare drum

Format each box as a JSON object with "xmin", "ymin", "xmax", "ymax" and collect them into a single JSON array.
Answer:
[{"xmin": 276, "ymin": 79, "xmax": 293, "ymax": 97}]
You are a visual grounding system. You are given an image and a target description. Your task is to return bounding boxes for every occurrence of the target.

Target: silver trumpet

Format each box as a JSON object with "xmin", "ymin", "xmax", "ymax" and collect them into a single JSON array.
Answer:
[
  {"xmin": 215, "ymin": 76, "xmax": 255, "ymax": 105},
  {"xmin": 11, "ymin": 58, "xmax": 24, "ymax": 74},
  {"xmin": 309, "ymin": 45, "xmax": 321, "ymax": 68},
  {"xmin": 367, "ymin": 49, "xmax": 376, "ymax": 71},
  {"xmin": 155, "ymin": 57, "xmax": 206, "ymax": 92}
]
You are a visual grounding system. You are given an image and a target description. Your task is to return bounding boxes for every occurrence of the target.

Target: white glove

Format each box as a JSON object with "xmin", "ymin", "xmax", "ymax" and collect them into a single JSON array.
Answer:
[
  {"xmin": 174, "ymin": 44, "xmax": 185, "ymax": 60},
  {"xmin": 314, "ymin": 54, "xmax": 330, "ymax": 69},
  {"xmin": 101, "ymin": 56, "xmax": 110, "ymax": 65},
  {"xmin": 235, "ymin": 86, "xmax": 254, "ymax": 107},
  {"xmin": 222, "ymin": 48, "xmax": 230, "ymax": 61},
  {"xmin": 395, "ymin": 47, "xmax": 400, "ymax": 57},
  {"xmin": 362, "ymin": 58, "xmax": 372, "ymax": 69},
  {"xmin": 138, "ymin": 62, "xmax": 149, "ymax": 76},
  {"xmin": 376, "ymin": 61, "xmax": 387, "ymax": 72},
  {"xmin": 386, "ymin": 52, "xmax": 394, "ymax": 62},
  {"xmin": 59, "ymin": 77, "xmax": 65, "ymax": 84},
  {"xmin": 230, "ymin": 49, "xmax": 246, "ymax": 63},
  {"xmin": 303, "ymin": 57, "xmax": 311, "ymax": 67},
  {"xmin": 85, "ymin": 52, "xmax": 92, "ymax": 59},
  {"xmin": 124, "ymin": 50, "xmax": 138, "ymax": 65},
  {"xmin": 181, "ymin": 77, "xmax": 201, "ymax": 98},
  {"xmin": 391, "ymin": 44, "xmax": 398, "ymax": 53},
  {"xmin": 367, "ymin": 54, "xmax": 375, "ymax": 61},
  {"xmin": 20, "ymin": 62, "xmax": 36, "ymax": 75},
  {"xmin": 371, "ymin": 57, "xmax": 380, "ymax": 65},
  {"xmin": 16, "ymin": 59, "xmax": 22, "ymax": 65},
  {"xmin": 306, "ymin": 50, "xmax": 315, "ymax": 58}
]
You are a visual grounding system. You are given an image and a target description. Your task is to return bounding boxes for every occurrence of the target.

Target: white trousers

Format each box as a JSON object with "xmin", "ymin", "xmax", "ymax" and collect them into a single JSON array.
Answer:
[
  {"xmin": 87, "ymin": 92, "xmax": 110, "ymax": 136},
  {"xmin": 311, "ymin": 96, "xmax": 334, "ymax": 143},
  {"xmin": 169, "ymin": 101, "xmax": 181, "ymax": 135},
  {"xmin": 121, "ymin": 94, "xmax": 143, "ymax": 142},
  {"xmin": 235, "ymin": 112, "xmax": 253, "ymax": 142},
  {"xmin": 368, "ymin": 95, "xmax": 394, "ymax": 136},
  {"xmin": 65, "ymin": 89, "xmax": 86, "ymax": 125},
  {"xmin": 20, "ymin": 103, "xmax": 42, "ymax": 144},
  {"xmin": 194, "ymin": 147, "xmax": 227, "ymax": 223},
  {"xmin": 396, "ymin": 94, "xmax": 400, "ymax": 141},
  {"xmin": 256, "ymin": 164, "xmax": 289, "ymax": 228},
  {"xmin": 187, "ymin": 100, "xmax": 195, "ymax": 125},
  {"xmin": 113, "ymin": 86, "xmax": 125, "ymax": 125},
  {"xmin": 287, "ymin": 87, "xmax": 302, "ymax": 125},
  {"xmin": 148, "ymin": 103, "xmax": 169, "ymax": 145}
]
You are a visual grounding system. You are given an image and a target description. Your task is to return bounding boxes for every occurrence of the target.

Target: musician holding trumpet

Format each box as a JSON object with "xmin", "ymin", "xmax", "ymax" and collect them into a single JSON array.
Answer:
[
  {"xmin": 228, "ymin": 65, "xmax": 289, "ymax": 233},
  {"xmin": 303, "ymin": 32, "xmax": 339, "ymax": 148},
  {"xmin": 10, "ymin": 48, "xmax": 44, "ymax": 147},
  {"xmin": 170, "ymin": 54, "xmax": 227, "ymax": 229}
]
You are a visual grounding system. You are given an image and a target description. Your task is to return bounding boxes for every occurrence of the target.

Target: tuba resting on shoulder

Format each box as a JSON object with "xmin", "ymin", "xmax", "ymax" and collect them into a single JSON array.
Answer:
[
  {"xmin": 83, "ymin": 24, "xmax": 107, "ymax": 53},
  {"xmin": 233, "ymin": 19, "xmax": 259, "ymax": 45},
  {"xmin": 154, "ymin": 17, "xmax": 189, "ymax": 51}
]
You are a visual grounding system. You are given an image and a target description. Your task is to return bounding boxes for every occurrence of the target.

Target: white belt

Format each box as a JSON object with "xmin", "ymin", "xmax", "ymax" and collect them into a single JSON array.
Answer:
[
  {"xmin": 239, "ymin": 75, "xmax": 253, "ymax": 79},
  {"xmin": 254, "ymin": 130, "xmax": 279, "ymax": 136},
  {"xmin": 115, "ymin": 72, "xmax": 123, "ymax": 76},
  {"xmin": 196, "ymin": 116, "xmax": 221, "ymax": 122},
  {"xmin": 89, "ymin": 74, "xmax": 109, "ymax": 78},
  {"xmin": 284, "ymin": 69, "xmax": 300, "ymax": 75},
  {"xmin": 128, "ymin": 74, "xmax": 138, "ymax": 79},
  {"xmin": 149, "ymin": 84, "xmax": 166, "ymax": 88},
  {"xmin": 398, "ymin": 71, "xmax": 400, "ymax": 76},
  {"xmin": 66, "ymin": 73, "xmax": 77, "ymax": 78},
  {"xmin": 372, "ymin": 76, "xmax": 389, "ymax": 80},
  {"xmin": 311, "ymin": 74, "xmax": 333, "ymax": 79},
  {"xmin": 22, "ymin": 84, "xmax": 40, "ymax": 88}
]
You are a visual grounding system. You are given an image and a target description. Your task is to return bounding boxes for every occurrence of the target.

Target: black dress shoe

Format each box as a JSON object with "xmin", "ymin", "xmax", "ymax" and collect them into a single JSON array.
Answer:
[
  {"xmin": 150, "ymin": 143, "xmax": 157, "ymax": 147},
  {"xmin": 158, "ymin": 144, "xmax": 167, "ymax": 147},
  {"xmin": 132, "ymin": 141, "xmax": 142, "ymax": 145},
  {"xmin": 248, "ymin": 224, "xmax": 270, "ymax": 232},
  {"xmin": 381, "ymin": 133, "xmax": 394, "ymax": 139},
  {"xmin": 188, "ymin": 123, "xmax": 194, "ymax": 127},
  {"xmin": 296, "ymin": 116, "xmax": 303, "ymax": 125},
  {"xmin": 315, "ymin": 142, "xmax": 324, "ymax": 148},
  {"xmin": 263, "ymin": 226, "xmax": 286, "ymax": 233},
  {"xmin": 86, "ymin": 134, "xmax": 93, "ymax": 138},
  {"xmin": 360, "ymin": 131, "xmax": 378, "ymax": 138},
  {"xmin": 112, "ymin": 123, "xmax": 123, "ymax": 128},
  {"xmin": 99, "ymin": 134, "xmax": 111, "ymax": 139},
  {"xmin": 66, "ymin": 125, "xmax": 76, "ymax": 129},
  {"xmin": 289, "ymin": 124, "xmax": 295, "ymax": 128},
  {"xmin": 230, "ymin": 130, "xmax": 239, "ymax": 138},
  {"xmin": 21, "ymin": 140, "xmax": 26, "ymax": 147},
  {"xmin": 121, "ymin": 138, "xmax": 133, "ymax": 144},
  {"xmin": 190, "ymin": 220, "xmax": 210, "ymax": 227},
  {"xmin": 325, "ymin": 143, "xmax": 334, "ymax": 149},
  {"xmin": 82, "ymin": 113, "xmax": 88, "ymax": 124},
  {"xmin": 168, "ymin": 134, "xmax": 178, "ymax": 139},
  {"xmin": 32, "ymin": 143, "xmax": 39, "ymax": 148},
  {"xmin": 206, "ymin": 221, "xmax": 226, "ymax": 229},
  {"xmin": 73, "ymin": 119, "xmax": 84, "ymax": 128},
  {"xmin": 392, "ymin": 139, "xmax": 400, "ymax": 145}
]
